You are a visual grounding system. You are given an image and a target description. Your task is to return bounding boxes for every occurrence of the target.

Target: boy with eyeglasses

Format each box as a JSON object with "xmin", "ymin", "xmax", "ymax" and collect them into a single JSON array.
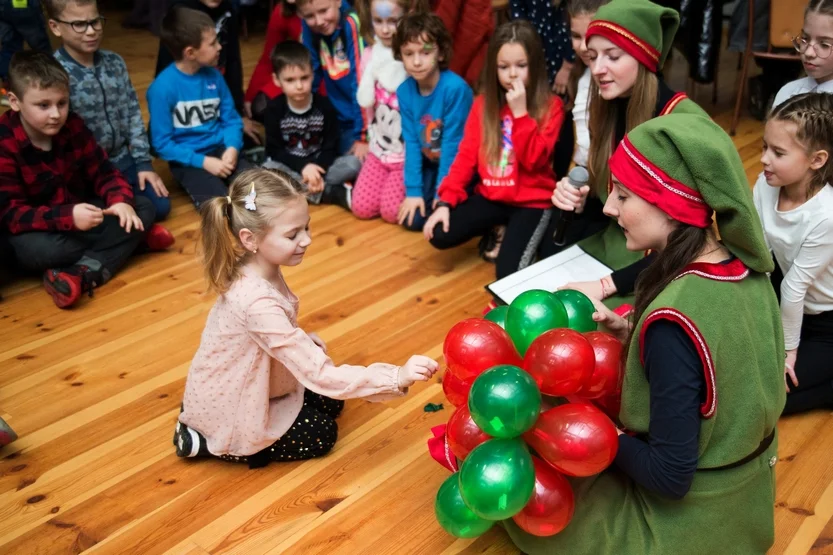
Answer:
[{"xmin": 47, "ymin": 0, "xmax": 171, "ymax": 221}]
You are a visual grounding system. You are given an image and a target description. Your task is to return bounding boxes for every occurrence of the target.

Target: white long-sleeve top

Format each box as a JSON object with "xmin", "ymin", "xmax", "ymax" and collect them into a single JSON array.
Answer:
[
  {"xmin": 572, "ymin": 67, "xmax": 591, "ymax": 167},
  {"xmin": 753, "ymin": 175, "xmax": 833, "ymax": 350}
]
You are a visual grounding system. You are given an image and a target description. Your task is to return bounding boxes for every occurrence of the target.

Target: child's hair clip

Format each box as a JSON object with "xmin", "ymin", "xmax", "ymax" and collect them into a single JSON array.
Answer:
[{"xmin": 244, "ymin": 183, "xmax": 257, "ymax": 211}]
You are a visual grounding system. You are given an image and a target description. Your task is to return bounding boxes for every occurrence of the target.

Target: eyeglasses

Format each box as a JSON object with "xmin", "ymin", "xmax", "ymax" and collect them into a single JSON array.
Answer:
[
  {"xmin": 53, "ymin": 16, "xmax": 106, "ymax": 34},
  {"xmin": 792, "ymin": 36, "xmax": 833, "ymax": 59}
]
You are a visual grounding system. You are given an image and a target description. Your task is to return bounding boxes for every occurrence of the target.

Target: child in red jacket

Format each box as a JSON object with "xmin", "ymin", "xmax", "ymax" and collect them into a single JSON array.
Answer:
[
  {"xmin": 423, "ymin": 21, "xmax": 563, "ymax": 279},
  {"xmin": 243, "ymin": 1, "xmax": 302, "ymax": 122}
]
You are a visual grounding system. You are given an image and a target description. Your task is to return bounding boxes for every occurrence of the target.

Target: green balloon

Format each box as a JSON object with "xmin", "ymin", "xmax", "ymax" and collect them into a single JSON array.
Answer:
[
  {"xmin": 555, "ymin": 289, "xmax": 598, "ymax": 332},
  {"xmin": 505, "ymin": 290, "xmax": 568, "ymax": 355},
  {"xmin": 468, "ymin": 365, "xmax": 541, "ymax": 438},
  {"xmin": 459, "ymin": 438, "xmax": 536, "ymax": 520},
  {"xmin": 484, "ymin": 305, "xmax": 509, "ymax": 329},
  {"xmin": 435, "ymin": 473, "xmax": 495, "ymax": 538}
]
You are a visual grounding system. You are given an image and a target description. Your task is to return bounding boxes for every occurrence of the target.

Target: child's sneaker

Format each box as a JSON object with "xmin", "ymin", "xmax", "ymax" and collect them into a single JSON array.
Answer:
[
  {"xmin": 174, "ymin": 421, "xmax": 210, "ymax": 458},
  {"xmin": 321, "ymin": 182, "xmax": 352, "ymax": 211},
  {"xmin": 42, "ymin": 265, "xmax": 99, "ymax": 309},
  {"xmin": 145, "ymin": 223, "xmax": 175, "ymax": 251},
  {"xmin": 0, "ymin": 416, "xmax": 17, "ymax": 448}
]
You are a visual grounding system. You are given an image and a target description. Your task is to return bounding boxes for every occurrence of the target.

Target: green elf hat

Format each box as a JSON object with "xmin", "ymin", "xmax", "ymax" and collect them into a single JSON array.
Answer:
[
  {"xmin": 608, "ymin": 114, "xmax": 773, "ymax": 274},
  {"xmin": 586, "ymin": 0, "xmax": 680, "ymax": 72}
]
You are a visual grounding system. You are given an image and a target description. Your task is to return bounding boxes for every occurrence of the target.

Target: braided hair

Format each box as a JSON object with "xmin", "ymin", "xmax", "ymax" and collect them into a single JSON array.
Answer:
[{"xmin": 770, "ymin": 92, "xmax": 833, "ymax": 197}]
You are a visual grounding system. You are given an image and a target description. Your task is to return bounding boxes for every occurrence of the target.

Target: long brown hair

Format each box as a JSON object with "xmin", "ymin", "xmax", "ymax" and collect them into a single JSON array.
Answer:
[
  {"xmin": 624, "ymin": 225, "xmax": 710, "ymax": 358},
  {"xmin": 356, "ymin": 0, "xmax": 430, "ymax": 45},
  {"xmin": 564, "ymin": 0, "xmax": 610, "ymax": 110},
  {"xmin": 482, "ymin": 21, "xmax": 552, "ymax": 166},
  {"xmin": 199, "ymin": 169, "xmax": 305, "ymax": 295},
  {"xmin": 588, "ymin": 64, "xmax": 658, "ymax": 197},
  {"xmin": 769, "ymin": 92, "xmax": 833, "ymax": 198}
]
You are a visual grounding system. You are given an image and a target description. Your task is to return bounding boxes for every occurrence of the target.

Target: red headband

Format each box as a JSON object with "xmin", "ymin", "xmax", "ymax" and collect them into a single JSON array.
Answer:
[
  {"xmin": 585, "ymin": 20, "xmax": 660, "ymax": 73},
  {"xmin": 609, "ymin": 136, "xmax": 712, "ymax": 228}
]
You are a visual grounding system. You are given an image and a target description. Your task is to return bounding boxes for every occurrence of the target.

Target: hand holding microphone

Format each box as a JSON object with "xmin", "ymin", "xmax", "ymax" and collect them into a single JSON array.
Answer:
[{"xmin": 552, "ymin": 166, "xmax": 591, "ymax": 246}]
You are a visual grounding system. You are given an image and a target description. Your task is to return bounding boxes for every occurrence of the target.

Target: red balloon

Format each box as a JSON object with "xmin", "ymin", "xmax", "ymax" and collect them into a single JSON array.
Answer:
[
  {"xmin": 442, "ymin": 369, "xmax": 474, "ymax": 407},
  {"xmin": 443, "ymin": 318, "xmax": 522, "ymax": 382},
  {"xmin": 578, "ymin": 332, "xmax": 623, "ymax": 399},
  {"xmin": 513, "ymin": 456, "xmax": 575, "ymax": 537},
  {"xmin": 524, "ymin": 403, "xmax": 618, "ymax": 477},
  {"xmin": 446, "ymin": 405, "xmax": 491, "ymax": 460},
  {"xmin": 523, "ymin": 329, "xmax": 595, "ymax": 396}
]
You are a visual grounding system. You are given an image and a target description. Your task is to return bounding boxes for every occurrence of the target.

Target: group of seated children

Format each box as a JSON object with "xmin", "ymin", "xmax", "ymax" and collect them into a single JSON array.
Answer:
[
  {"xmin": 252, "ymin": 0, "xmax": 565, "ymax": 280},
  {"xmin": 0, "ymin": 0, "xmax": 176, "ymax": 310}
]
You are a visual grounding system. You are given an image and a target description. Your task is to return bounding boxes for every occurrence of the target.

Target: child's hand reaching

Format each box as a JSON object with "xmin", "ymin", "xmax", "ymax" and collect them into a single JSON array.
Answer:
[
  {"xmin": 72, "ymin": 203, "xmax": 104, "ymax": 231},
  {"xmin": 505, "ymin": 78, "xmax": 528, "ymax": 118},
  {"xmin": 398, "ymin": 355, "xmax": 440, "ymax": 390},
  {"xmin": 302, "ymin": 163, "xmax": 326, "ymax": 194},
  {"xmin": 103, "ymin": 202, "xmax": 145, "ymax": 233}
]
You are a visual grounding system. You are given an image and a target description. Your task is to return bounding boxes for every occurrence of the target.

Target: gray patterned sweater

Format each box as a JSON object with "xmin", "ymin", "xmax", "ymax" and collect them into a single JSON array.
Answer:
[{"xmin": 54, "ymin": 47, "xmax": 153, "ymax": 174}]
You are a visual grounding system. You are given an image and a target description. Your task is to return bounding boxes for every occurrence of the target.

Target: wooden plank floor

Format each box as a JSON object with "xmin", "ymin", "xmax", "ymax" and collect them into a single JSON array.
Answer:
[{"xmin": 2, "ymin": 16, "xmax": 833, "ymax": 555}]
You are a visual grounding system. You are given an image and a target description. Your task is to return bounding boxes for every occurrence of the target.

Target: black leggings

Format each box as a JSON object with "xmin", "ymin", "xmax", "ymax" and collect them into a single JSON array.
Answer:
[
  {"xmin": 770, "ymin": 264, "xmax": 833, "ymax": 415},
  {"xmin": 428, "ymin": 193, "xmax": 552, "ymax": 279},
  {"xmin": 176, "ymin": 390, "xmax": 345, "ymax": 468}
]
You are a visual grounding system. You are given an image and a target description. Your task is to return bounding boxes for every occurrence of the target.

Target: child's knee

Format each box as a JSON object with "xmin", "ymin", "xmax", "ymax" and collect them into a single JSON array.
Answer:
[
  {"xmin": 153, "ymin": 196, "xmax": 172, "ymax": 221},
  {"xmin": 428, "ymin": 226, "xmax": 455, "ymax": 248},
  {"xmin": 134, "ymin": 196, "xmax": 157, "ymax": 230},
  {"xmin": 380, "ymin": 205, "xmax": 399, "ymax": 224}
]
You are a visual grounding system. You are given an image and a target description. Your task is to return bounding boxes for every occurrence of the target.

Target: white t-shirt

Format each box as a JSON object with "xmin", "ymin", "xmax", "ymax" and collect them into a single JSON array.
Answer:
[
  {"xmin": 773, "ymin": 76, "xmax": 833, "ymax": 108},
  {"xmin": 753, "ymin": 175, "xmax": 833, "ymax": 349},
  {"xmin": 572, "ymin": 68, "xmax": 591, "ymax": 167}
]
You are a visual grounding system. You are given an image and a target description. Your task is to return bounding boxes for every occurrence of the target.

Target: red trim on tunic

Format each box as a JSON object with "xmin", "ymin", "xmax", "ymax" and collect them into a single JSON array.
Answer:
[
  {"xmin": 639, "ymin": 308, "xmax": 717, "ymax": 418},
  {"xmin": 610, "ymin": 136, "xmax": 713, "ymax": 228},
  {"xmin": 676, "ymin": 258, "xmax": 750, "ymax": 282},
  {"xmin": 586, "ymin": 20, "xmax": 660, "ymax": 72},
  {"xmin": 660, "ymin": 92, "xmax": 688, "ymax": 115}
]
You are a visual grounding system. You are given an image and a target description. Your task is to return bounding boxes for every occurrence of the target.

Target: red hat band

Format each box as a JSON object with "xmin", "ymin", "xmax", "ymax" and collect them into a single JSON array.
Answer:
[
  {"xmin": 585, "ymin": 20, "xmax": 660, "ymax": 73},
  {"xmin": 609, "ymin": 136, "xmax": 712, "ymax": 228}
]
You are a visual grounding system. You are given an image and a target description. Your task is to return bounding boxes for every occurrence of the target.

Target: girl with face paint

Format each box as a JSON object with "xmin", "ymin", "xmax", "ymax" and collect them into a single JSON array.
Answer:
[{"xmin": 350, "ymin": 0, "xmax": 425, "ymax": 223}]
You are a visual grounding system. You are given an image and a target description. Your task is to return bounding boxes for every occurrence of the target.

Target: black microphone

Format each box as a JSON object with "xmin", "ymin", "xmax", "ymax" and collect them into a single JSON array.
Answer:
[{"xmin": 552, "ymin": 166, "xmax": 590, "ymax": 246}]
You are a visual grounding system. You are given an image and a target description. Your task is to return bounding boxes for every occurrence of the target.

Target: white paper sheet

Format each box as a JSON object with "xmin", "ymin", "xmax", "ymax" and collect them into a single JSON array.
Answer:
[{"xmin": 487, "ymin": 245, "xmax": 613, "ymax": 304}]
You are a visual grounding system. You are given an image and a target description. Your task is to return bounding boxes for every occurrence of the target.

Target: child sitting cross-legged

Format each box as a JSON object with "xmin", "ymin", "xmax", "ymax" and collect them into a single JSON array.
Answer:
[
  {"xmin": 174, "ymin": 169, "xmax": 439, "ymax": 466},
  {"xmin": 0, "ymin": 51, "xmax": 174, "ymax": 309},
  {"xmin": 49, "ymin": 0, "xmax": 171, "ymax": 221},
  {"xmin": 147, "ymin": 6, "xmax": 253, "ymax": 208},
  {"xmin": 262, "ymin": 41, "xmax": 359, "ymax": 208}
]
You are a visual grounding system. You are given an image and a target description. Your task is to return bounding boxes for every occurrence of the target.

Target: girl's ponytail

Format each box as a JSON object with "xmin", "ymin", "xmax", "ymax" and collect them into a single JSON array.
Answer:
[
  {"xmin": 199, "ymin": 195, "xmax": 242, "ymax": 296},
  {"xmin": 198, "ymin": 169, "xmax": 306, "ymax": 295}
]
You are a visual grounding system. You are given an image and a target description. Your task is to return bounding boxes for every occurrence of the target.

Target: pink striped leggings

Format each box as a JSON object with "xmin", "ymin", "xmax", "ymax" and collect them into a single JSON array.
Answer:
[{"xmin": 351, "ymin": 153, "xmax": 405, "ymax": 224}]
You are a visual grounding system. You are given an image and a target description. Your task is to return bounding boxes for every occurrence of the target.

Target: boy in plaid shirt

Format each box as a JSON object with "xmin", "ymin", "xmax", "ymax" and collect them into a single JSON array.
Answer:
[{"xmin": 0, "ymin": 51, "xmax": 174, "ymax": 309}]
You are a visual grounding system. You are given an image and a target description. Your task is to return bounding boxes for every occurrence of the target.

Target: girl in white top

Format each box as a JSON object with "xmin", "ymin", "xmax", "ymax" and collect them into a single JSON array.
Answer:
[
  {"xmin": 754, "ymin": 92, "xmax": 833, "ymax": 414},
  {"xmin": 565, "ymin": 0, "xmax": 610, "ymax": 167},
  {"xmin": 773, "ymin": 0, "xmax": 833, "ymax": 108}
]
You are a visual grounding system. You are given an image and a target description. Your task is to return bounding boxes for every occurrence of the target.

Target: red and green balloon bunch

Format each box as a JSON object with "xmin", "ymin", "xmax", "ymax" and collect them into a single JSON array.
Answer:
[{"xmin": 434, "ymin": 290, "xmax": 623, "ymax": 539}]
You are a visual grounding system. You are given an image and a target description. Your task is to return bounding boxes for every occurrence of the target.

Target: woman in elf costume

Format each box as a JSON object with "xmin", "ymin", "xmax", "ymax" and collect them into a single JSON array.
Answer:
[
  {"xmin": 547, "ymin": 0, "xmax": 707, "ymax": 305},
  {"xmin": 505, "ymin": 114, "xmax": 786, "ymax": 554}
]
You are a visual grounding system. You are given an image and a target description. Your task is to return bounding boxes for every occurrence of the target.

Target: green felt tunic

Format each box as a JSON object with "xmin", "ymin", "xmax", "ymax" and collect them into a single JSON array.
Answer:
[{"xmin": 504, "ymin": 261, "xmax": 786, "ymax": 554}]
